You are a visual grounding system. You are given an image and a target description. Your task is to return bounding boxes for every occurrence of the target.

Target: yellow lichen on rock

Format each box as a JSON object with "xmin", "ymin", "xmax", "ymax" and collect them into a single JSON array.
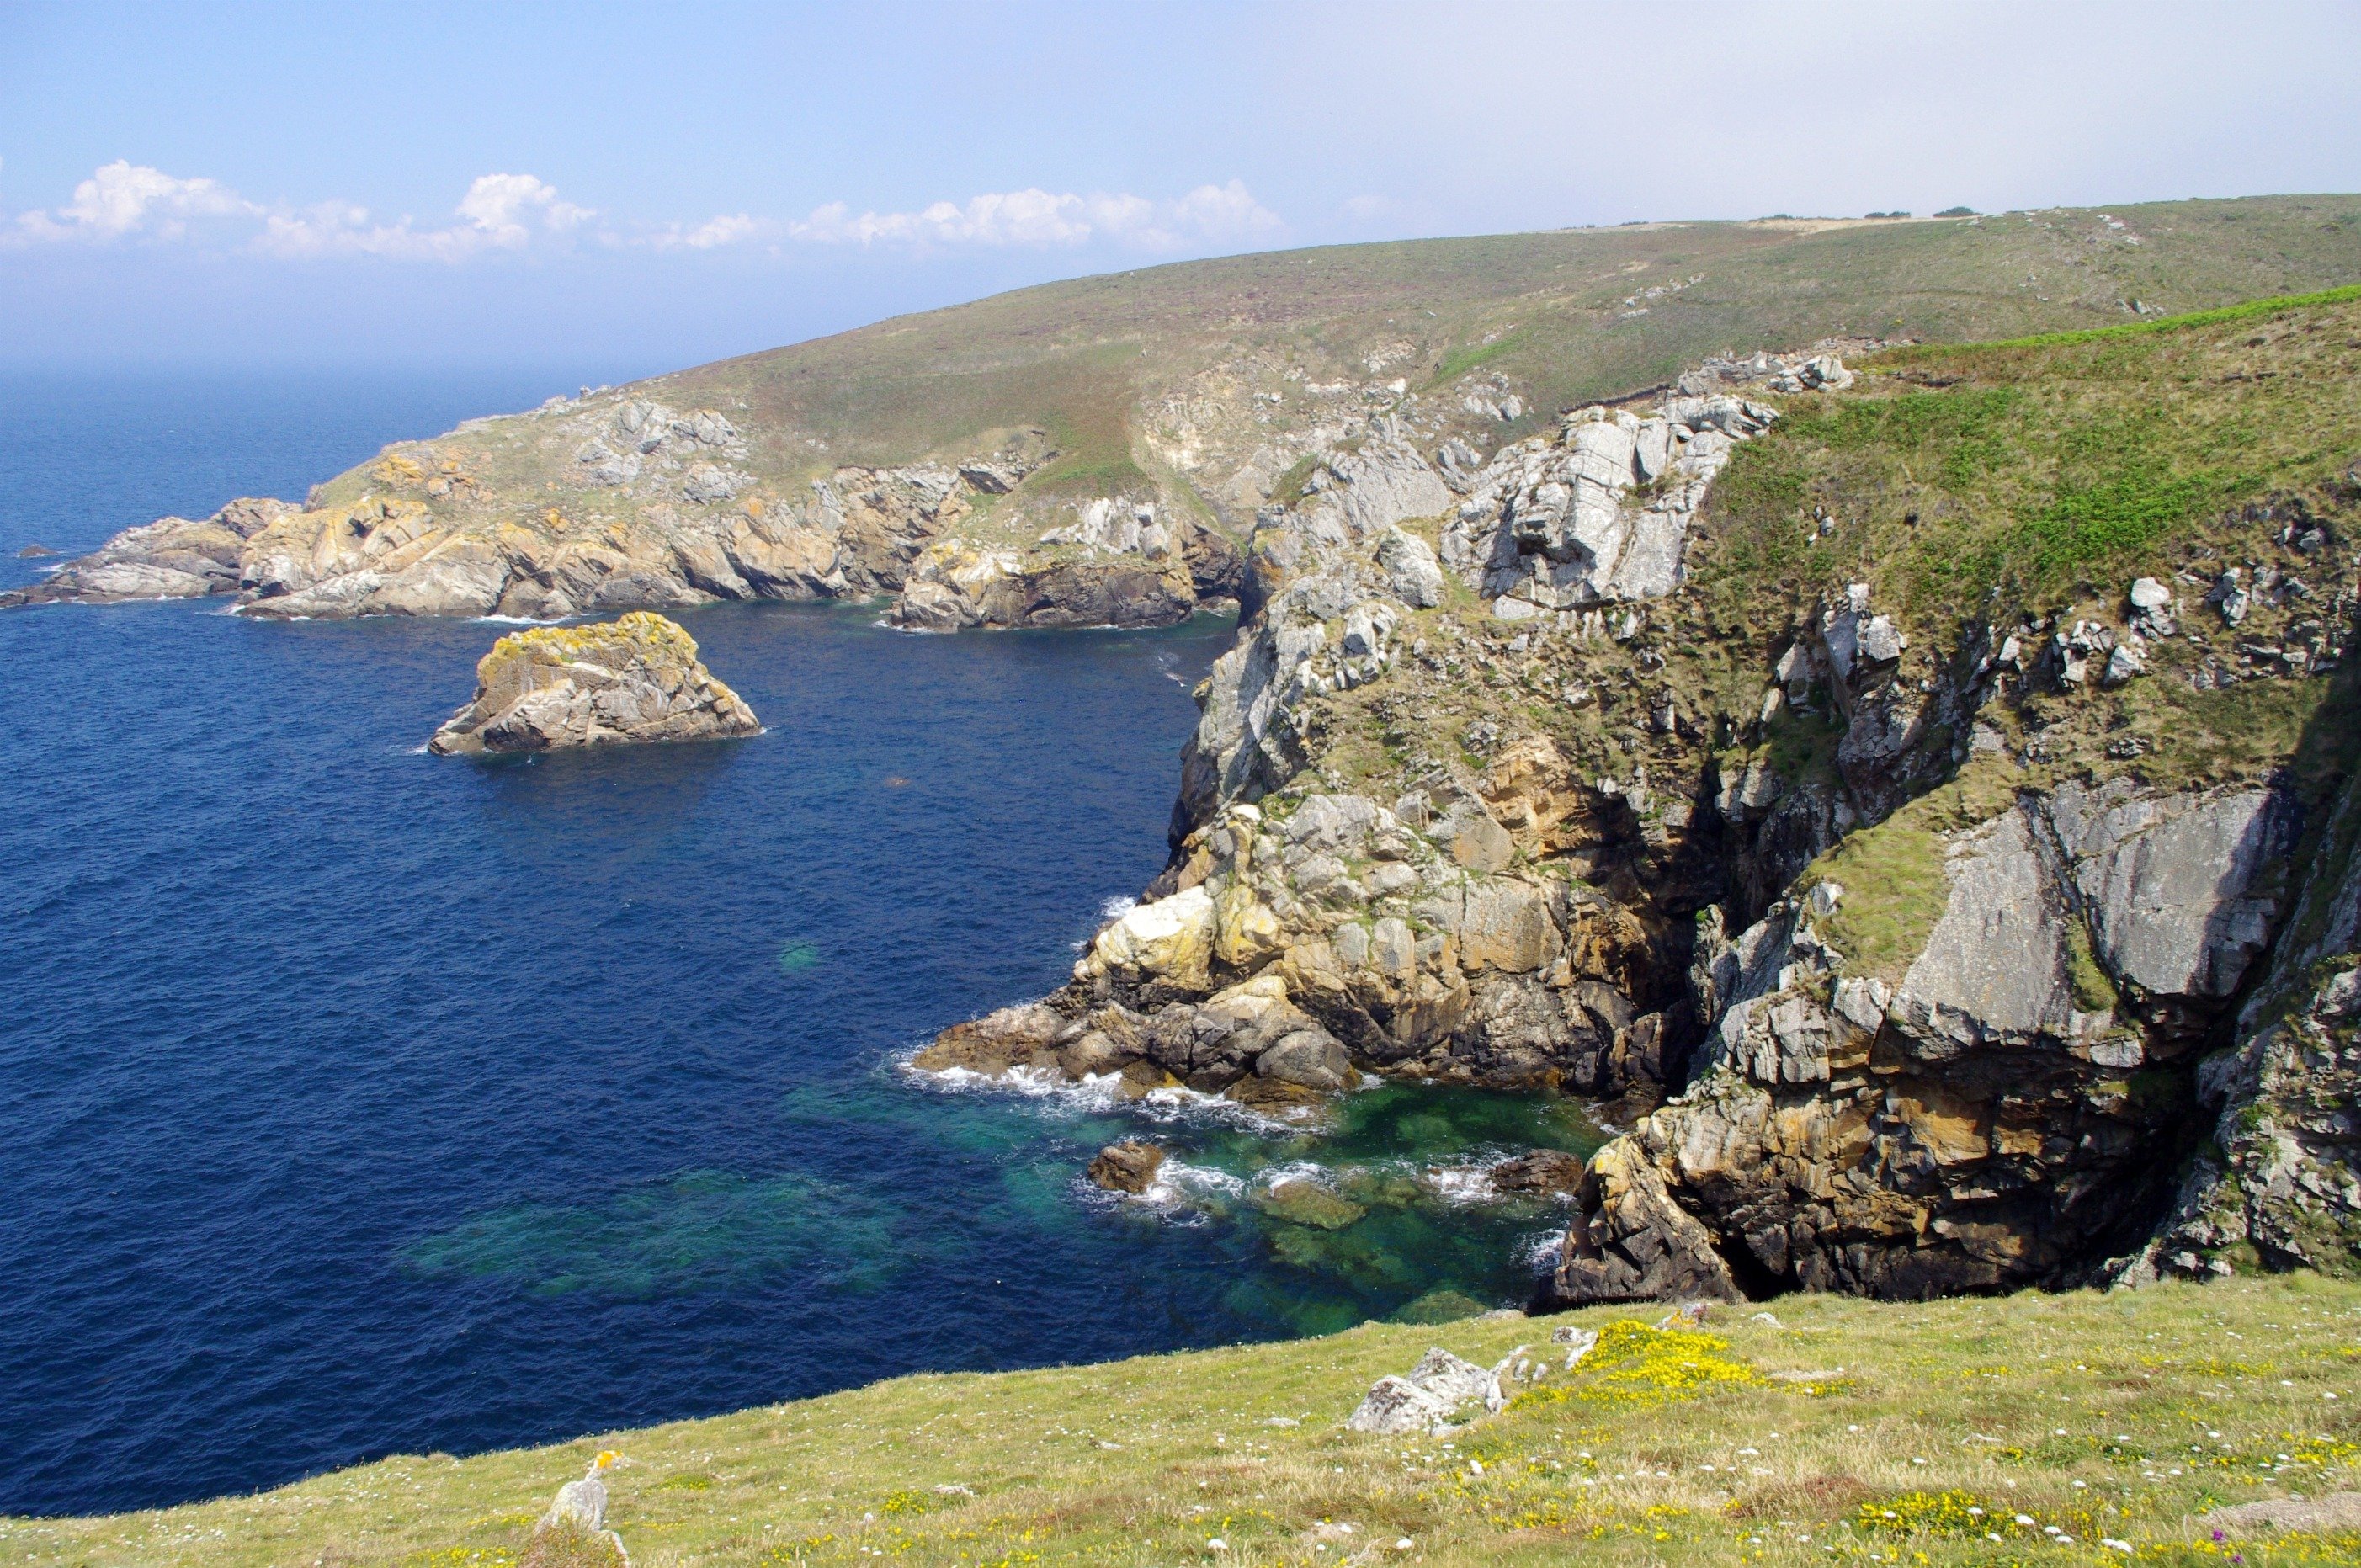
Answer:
[{"xmin": 428, "ymin": 612, "xmax": 760, "ymax": 755}]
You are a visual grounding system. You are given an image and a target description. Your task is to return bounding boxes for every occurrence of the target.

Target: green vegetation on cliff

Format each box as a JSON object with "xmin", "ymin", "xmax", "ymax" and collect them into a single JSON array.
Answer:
[{"xmin": 10, "ymin": 1277, "xmax": 2357, "ymax": 1565}]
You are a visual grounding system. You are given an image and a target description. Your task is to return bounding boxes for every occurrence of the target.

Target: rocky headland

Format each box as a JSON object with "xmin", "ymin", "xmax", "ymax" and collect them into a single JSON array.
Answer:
[
  {"xmin": 920, "ymin": 293, "xmax": 2361, "ymax": 1310},
  {"xmin": 427, "ymin": 612, "xmax": 760, "ymax": 755}
]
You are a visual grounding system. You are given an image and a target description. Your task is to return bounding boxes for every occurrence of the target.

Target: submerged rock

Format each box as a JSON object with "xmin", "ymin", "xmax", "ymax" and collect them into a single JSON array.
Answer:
[
  {"xmin": 427, "ymin": 612, "xmax": 761, "ymax": 755},
  {"xmin": 1087, "ymin": 1140, "xmax": 1167, "ymax": 1194}
]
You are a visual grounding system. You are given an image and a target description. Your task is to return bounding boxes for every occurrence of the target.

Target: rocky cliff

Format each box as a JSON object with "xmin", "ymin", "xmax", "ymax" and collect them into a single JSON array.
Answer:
[
  {"xmin": 925, "ymin": 287, "xmax": 2361, "ymax": 1305},
  {"xmin": 427, "ymin": 612, "xmax": 761, "ymax": 755}
]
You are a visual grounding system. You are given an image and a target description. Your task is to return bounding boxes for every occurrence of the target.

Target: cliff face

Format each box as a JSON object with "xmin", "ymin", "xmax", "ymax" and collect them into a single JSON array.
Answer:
[{"xmin": 927, "ymin": 290, "xmax": 2361, "ymax": 1303}]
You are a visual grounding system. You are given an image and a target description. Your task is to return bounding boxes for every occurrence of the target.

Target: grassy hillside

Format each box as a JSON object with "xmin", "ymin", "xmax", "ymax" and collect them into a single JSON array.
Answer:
[
  {"xmin": 8, "ymin": 1276, "xmax": 2355, "ymax": 1565},
  {"xmin": 659, "ymin": 197, "xmax": 2361, "ymax": 483}
]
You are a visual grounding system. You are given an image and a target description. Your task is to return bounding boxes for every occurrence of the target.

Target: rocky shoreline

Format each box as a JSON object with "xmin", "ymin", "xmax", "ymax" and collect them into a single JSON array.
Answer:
[{"xmin": 0, "ymin": 408, "xmax": 1246, "ymax": 630}]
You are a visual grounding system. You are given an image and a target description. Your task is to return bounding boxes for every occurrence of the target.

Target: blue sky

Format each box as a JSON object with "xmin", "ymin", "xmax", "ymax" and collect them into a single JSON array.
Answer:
[{"xmin": 3, "ymin": 0, "xmax": 2358, "ymax": 374}]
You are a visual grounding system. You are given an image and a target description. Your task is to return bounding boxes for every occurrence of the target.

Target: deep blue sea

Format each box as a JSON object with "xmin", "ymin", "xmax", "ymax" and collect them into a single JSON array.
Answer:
[{"xmin": 0, "ymin": 372, "xmax": 1594, "ymax": 1519}]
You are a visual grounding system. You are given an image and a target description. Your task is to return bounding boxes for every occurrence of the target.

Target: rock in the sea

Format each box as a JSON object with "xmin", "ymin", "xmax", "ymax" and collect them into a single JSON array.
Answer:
[
  {"xmin": 1087, "ymin": 1140, "xmax": 1167, "ymax": 1193},
  {"xmin": 912, "ymin": 1001, "xmax": 1067, "ymax": 1076},
  {"xmin": 1489, "ymin": 1149, "xmax": 1585, "ymax": 1196},
  {"xmin": 15, "ymin": 543, "xmax": 58, "ymax": 559},
  {"xmin": 427, "ymin": 612, "xmax": 760, "ymax": 755}
]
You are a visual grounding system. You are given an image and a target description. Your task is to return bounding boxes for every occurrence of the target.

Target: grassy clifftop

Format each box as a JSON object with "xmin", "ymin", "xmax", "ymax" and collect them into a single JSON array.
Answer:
[
  {"xmin": 8, "ymin": 1276, "xmax": 2356, "ymax": 1565},
  {"xmin": 669, "ymin": 198, "xmax": 2361, "ymax": 480}
]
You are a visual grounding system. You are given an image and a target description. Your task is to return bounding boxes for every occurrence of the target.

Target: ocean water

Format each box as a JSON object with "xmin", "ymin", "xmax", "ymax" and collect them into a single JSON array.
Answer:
[{"xmin": 0, "ymin": 373, "xmax": 1597, "ymax": 1518}]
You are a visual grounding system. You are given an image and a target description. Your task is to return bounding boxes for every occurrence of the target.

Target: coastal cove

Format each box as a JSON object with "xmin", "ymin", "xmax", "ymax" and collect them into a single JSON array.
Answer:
[{"xmin": 0, "ymin": 378, "xmax": 1594, "ymax": 1518}]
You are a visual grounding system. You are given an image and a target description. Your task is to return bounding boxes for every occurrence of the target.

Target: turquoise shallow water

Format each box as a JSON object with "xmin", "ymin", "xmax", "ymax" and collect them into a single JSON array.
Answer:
[{"xmin": 0, "ymin": 374, "xmax": 1594, "ymax": 1517}]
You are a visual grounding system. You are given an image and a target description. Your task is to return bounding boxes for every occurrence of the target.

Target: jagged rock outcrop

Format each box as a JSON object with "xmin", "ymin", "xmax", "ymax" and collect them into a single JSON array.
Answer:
[
  {"xmin": 427, "ymin": 612, "xmax": 761, "ymax": 755},
  {"xmin": 0, "ymin": 498, "xmax": 294, "ymax": 606},
  {"xmin": 2119, "ymin": 753, "xmax": 2361, "ymax": 1284},
  {"xmin": 921, "ymin": 377, "xmax": 1757, "ymax": 1114},
  {"xmin": 1440, "ymin": 394, "xmax": 1774, "ymax": 615},
  {"xmin": 1537, "ymin": 771, "xmax": 2301, "ymax": 1306},
  {"xmin": 887, "ymin": 502, "xmax": 1241, "ymax": 630}
]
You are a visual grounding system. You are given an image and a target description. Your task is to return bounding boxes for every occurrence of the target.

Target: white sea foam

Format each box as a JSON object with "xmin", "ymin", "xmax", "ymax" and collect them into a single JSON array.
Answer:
[
  {"xmin": 1252, "ymin": 1158, "xmax": 1334, "ymax": 1195},
  {"xmin": 899, "ymin": 1050, "xmax": 1307, "ymax": 1134},
  {"xmin": 1071, "ymin": 894, "xmax": 1137, "ymax": 951},
  {"xmin": 471, "ymin": 613, "xmax": 574, "ymax": 625},
  {"xmin": 1516, "ymin": 1227, "xmax": 1569, "ymax": 1269},
  {"xmin": 1423, "ymin": 1149, "xmax": 1531, "ymax": 1206},
  {"xmin": 1427, "ymin": 1163, "xmax": 1505, "ymax": 1206}
]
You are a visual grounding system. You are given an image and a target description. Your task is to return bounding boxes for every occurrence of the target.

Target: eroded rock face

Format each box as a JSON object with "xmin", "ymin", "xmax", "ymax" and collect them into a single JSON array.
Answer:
[
  {"xmin": 0, "ymin": 498, "xmax": 292, "ymax": 607},
  {"xmin": 1537, "ymin": 776, "xmax": 2300, "ymax": 1308},
  {"xmin": 1438, "ymin": 389, "xmax": 1783, "ymax": 615},
  {"xmin": 427, "ymin": 612, "xmax": 761, "ymax": 755},
  {"xmin": 2120, "ymin": 760, "xmax": 2361, "ymax": 1284}
]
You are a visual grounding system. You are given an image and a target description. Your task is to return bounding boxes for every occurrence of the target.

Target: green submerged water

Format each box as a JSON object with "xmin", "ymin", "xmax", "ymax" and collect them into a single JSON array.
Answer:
[{"xmin": 401, "ymin": 1073, "xmax": 1603, "ymax": 1337}]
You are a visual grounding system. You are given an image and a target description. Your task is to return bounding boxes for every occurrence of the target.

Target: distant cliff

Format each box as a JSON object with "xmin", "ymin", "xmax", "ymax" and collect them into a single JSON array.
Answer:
[{"xmin": 13, "ymin": 197, "xmax": 2361, "ymax": 632}]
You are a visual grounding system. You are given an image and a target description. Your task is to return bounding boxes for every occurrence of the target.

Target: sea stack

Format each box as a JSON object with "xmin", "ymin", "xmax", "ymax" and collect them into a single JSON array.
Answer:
[{"xmin": 428, "ymin": 611, "xmax": 761, "ymax": 755}]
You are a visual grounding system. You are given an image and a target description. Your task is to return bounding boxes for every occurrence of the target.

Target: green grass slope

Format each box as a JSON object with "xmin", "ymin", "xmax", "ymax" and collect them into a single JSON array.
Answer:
[
  {"xmin": 9, "ymin": 1277, "xmax": 2356, "ymax": 1565},
  {"xmin": 657, "ymin": 197, "xmax": 2361, "ymax": 486}
]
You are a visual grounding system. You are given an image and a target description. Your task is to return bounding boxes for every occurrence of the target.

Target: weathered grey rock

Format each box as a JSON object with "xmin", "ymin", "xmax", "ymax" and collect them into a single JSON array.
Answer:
[
  {"xmin": 1317, "ymin": 440, "xmax": 1454, "ymax": 535},
  {"xmin": 1344, "ymin": 1376, "xmax": 1454, "ymax": 1435},
  {"xmin": 1375, "ymin": 526, "xmax": 1445, "ymax": 608},
  {"xmin": 2118, "ymin": 757, "xmax": 2361, "ymax": 1285},
  {"xmin": 0, "ymin": 498, "xmax": 290, "ymax": 608},
  {"xmin": 1437, "ymin": 387, "xmax": 1764, "ymax": 615},
  {"xmin": 1490, "ymin": 1148, "xmax": 1585, "ymax": 1195},
  {"xmin": 1858, "ymin": 614, "xmax": 1905, "ymax": 665},
  {"xmin": 1255, "ymin": 1029, "xmax": 1354, "ymax": 1090},
  {"xmin": 2197, "ymin": 1492, "xmax": 2361, "ymax": 1536},
  {"xmin": 540, "ymin": 1474, "xmax": 607, "ymax": 1534},
  {"xmin": 1344, "ymin": 1342, "xmax": 1503, "ymax": 1433},
  {"xmin": 1895, "ymin": 811, "xmax": 2080, "ymax": 1043},
  {"xmin": 428, "ymin": 613, "xmax": 761, "ymax": 755},
  {"xmin": 2040, "ymin": 781, "xmax": 2290, "ymax": 999}
]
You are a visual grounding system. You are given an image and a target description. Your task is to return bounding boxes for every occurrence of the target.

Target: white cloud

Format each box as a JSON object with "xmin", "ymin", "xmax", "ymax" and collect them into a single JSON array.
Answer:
[
  {"xmin": 636, "ymin": 212, "xmax": 770, "ymax": 251},
  {"xmin": 253, "ymin": 173, "xmax": 594, "ymax": 260},
  {"xmin": 6, "ymin": 163, "xmax": 595, "ymax": 260},
  {"xmin": 790, "ymin": 180, "xmax": 1280, "ymax": 251},
  {"xmin": 454, "ymin": 173, "xmax": 593, "ymax": 244},
  {"xmin": 10, "ymin": 159, "xmax": 258, "ymax": 242},
  {"xmin": 3, "ymin": 164, "xmax": 1279, "ymax": 263}
]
